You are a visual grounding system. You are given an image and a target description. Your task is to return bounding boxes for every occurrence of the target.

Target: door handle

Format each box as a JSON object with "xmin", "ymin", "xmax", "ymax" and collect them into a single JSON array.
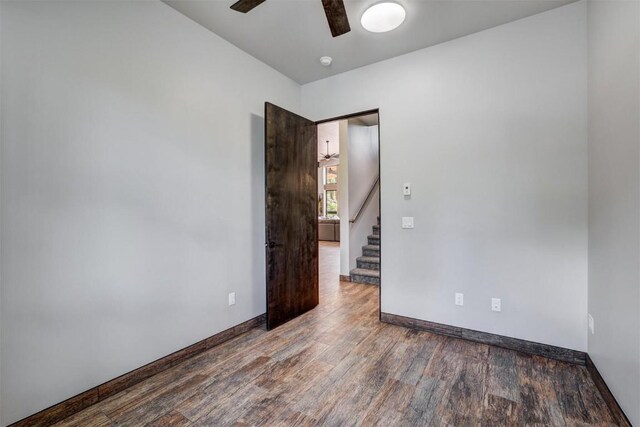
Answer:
[{"xmin": 267, "ymin": 241, "xmax": 280, "ymax": 248}]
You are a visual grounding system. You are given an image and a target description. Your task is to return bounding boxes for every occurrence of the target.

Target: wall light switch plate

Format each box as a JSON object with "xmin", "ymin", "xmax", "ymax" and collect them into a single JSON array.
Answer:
[
  {"xmin": 228, "ymin": 292, "xmax": 236, "ymax": 306},
  {"xmin": 491, "ymin": 298, "xmax": 501, "ymax": 312},
  {"xmin": 403, "ymin": 183, "xmax": 411, "ymax": 196},
  {"xmin": 455, "ymin": 293, "xmax": 464, "ymax": 306},
  {"xmin": 402, "ymin": 217, "xmax": 414, "ymax": 229},
  {"xmin": 588, "ymin": 314, "xmax": 594, "ymax": 334}
]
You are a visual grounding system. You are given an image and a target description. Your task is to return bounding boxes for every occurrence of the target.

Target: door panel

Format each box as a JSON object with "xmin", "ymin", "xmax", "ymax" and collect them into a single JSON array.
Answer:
[{"xmin": 265, "ymin": 102, "xmax": 319, "ymax": 330}]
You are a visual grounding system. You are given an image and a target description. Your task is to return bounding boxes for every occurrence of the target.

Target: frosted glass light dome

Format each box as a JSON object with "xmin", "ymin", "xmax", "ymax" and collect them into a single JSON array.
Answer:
[{"xmin": 361, "ymin": 2, "xmax": 406, "ymax": 33}]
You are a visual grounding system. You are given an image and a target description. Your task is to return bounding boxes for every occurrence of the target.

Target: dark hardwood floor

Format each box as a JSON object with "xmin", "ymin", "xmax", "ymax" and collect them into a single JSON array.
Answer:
[{"xmin": 55, "ymin": 242, "xmax": 616, "ymax": 426}]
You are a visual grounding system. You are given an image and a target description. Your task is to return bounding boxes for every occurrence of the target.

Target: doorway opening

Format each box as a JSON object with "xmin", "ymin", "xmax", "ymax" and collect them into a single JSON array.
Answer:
[
  {"xmin": 316, "ymin": 112, "xmax": 380, "ymax": 298},
  {"xmin": 264, "ymin": 103, "xmax": 380, "ymax": 330}
]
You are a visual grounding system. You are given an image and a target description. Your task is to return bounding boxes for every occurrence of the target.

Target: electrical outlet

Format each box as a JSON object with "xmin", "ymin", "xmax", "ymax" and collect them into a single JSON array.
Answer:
[
  {"xmin": 588, "ymin": 314, "xmax": 594, "ymax": 334},
  {"xmin": 455, "ymin": 293, "xmax": 464, "ymax": 306},
  {"xmin": 228, "ymin": 292, "xmax": 236, "ymax": 306},
  {"xmin": 491, "ymin": 298, "xmax": 501, "ymax": 312}
]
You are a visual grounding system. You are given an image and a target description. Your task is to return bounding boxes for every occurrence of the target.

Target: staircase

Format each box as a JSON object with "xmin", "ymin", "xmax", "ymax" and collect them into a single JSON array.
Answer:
[{"xmin": 350, "ymin": 218, "xmax": 380, "ymax": 285}]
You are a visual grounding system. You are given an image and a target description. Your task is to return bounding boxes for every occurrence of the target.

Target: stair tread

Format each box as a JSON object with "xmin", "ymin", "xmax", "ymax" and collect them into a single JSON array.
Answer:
[
  {"xmin": 368, "ymin": 235, "xmax": 379, "ymax": 239},
  {"xmin": 357, "ymin": 256, "xmax": 380, "ymax": 264},
  {"xmin": 350, "ymin": 268, "xmax": 380, "ymax": 278},
  {"xmin": 363, "ymin": 244, "xmax": 380, "ymax": 250}
]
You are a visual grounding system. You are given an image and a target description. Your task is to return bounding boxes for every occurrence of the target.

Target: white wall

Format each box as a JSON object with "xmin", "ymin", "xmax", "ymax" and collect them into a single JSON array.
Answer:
[
  {"xmin": 338, "ymin": 121, "xmax": 351, "ymax": 276},
  {"xmin": 587, "ymin": 0, "xmax": 640, "ymax": 424},
  {"xmin": 0, "ymin": 1, "xmax": 3, "ymax": 424},
  {"xmin": 348, "ymin": 125, "xmax": 380, "ymax": 271},
  {"xmin": 302, "ymin": 1, "xmax": 588, "ymax": 351},
  {"xmin": 0, "ymin": 1, "xmax": 299, "ymax": 424}
]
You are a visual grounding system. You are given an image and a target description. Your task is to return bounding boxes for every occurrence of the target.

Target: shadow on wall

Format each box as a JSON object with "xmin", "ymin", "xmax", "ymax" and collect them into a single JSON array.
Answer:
[{"xmin": 250, "ymin": 113, "xmax": 266, "ymax": 311}]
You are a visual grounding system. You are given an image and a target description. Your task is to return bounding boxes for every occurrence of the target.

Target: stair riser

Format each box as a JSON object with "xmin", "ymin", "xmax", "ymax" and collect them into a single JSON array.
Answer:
[
  {"xmin": 357, "ymin": 260, "xmax": 380, "ymax": 270},
  {"xmin": 368, "ymin": 236, "xmax": 380, "ymax": 245},
  {"xmin": 372, "ymin": 225, "xmax": 380, "ymax": 236},
  {"xmin": 363, "ymin": 249, "xmax": 380, "ymax": 257},
  {"xmin": 351, "ymin": 274, "xmax": 380, "ymax": 286}
]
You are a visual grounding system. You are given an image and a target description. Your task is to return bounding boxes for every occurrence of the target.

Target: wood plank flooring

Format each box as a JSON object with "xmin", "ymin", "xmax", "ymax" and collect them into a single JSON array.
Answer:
[{"xmin": 55, "ymin": 242, "xmax": 617, "ymax": 426}]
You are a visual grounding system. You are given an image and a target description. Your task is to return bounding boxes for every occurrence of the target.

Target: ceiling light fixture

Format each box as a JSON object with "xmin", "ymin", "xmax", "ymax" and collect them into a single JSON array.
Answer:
[{"xmin": 361, "ymin": 2, "xmax": 406, "ymax": 33}]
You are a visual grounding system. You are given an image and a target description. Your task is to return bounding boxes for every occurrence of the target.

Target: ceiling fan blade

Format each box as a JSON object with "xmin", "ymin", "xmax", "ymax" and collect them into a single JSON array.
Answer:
[
  {"xmin": 321, "ymin": 0, "xmax": 351, "ymax": 37},
  {"xmin": 319, "ymin": 157, "xmax": 339, "ymax": 167},
  {"xmin": 230, "ymin": 0, "xmax": 266, "ymax": 13}
]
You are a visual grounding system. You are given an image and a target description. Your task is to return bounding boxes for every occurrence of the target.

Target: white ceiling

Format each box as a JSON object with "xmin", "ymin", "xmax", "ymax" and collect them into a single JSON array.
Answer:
[
  {"xmin": 164, "ymin": 0, "xmax": 576, "ymax": 84},
  {"xmin": 349, "ymin": 113, "xmax": 379, "ymax": 127},
  {"xmin": 317, "ymin": 113, "xmax": 378, "ymax": 158}
]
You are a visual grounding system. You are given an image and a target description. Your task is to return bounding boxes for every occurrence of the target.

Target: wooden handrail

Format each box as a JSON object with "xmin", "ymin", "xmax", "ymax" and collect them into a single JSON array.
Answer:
[{"xmin": 349, "ymin": 176, "xmax": 379, "ymax": 223}]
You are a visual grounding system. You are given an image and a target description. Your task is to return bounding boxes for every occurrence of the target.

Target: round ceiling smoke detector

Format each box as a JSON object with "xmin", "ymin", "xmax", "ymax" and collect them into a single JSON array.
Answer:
[
  {"xmin": 319, "ymin": 56, "xmax": 333, "ymax": 67},
  {"xmin": 361, "ymin": 2, "xmax": 406, "ymax": 33}
]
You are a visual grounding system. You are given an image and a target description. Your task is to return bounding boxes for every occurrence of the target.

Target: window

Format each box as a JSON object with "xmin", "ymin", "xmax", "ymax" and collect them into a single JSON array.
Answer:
[
  {"xmin": 322, "ymin": 166, "xmax": 339, "ymax": 218},
  {"xmin": 325, "ymin": 190, "xmax": 338, "ymax": 216},
  {"xmin": 326, "ymin": 166, "xmax": 338, "ymax": 184}
]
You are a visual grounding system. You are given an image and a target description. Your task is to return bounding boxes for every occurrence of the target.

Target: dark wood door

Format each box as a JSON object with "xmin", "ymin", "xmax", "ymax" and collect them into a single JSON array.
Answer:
[{"xmin": 265, "ymin": 102, "xmax": 319, "ymax": 330}]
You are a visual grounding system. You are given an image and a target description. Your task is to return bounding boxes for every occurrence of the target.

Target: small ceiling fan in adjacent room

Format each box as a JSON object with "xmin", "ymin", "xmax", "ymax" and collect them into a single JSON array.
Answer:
[
  {"xmin": 319, "ymin": 140, "xmax": 339, "ymax": 166},
  {"xmin": 230, "ymin": 0, "xmax": 351, "ymax": 37}
]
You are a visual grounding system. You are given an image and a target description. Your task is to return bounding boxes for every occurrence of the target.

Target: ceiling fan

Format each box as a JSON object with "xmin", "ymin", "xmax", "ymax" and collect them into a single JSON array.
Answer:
[
  {"xmin": 230, "ymin": 0, "xmax": 351, "ymax": 38},
  {"xmin": 319, "ymin": 140, "xmax": 339, "ymax": 164}
]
